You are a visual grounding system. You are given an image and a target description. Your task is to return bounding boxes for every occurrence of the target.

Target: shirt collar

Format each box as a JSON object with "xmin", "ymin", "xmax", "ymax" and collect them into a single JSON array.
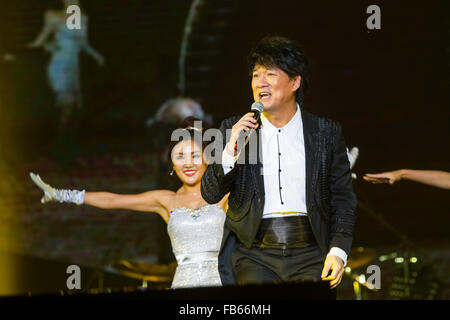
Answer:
[{"xmin": 260, "ymin": 103, "xmax": 302, "ymax": 138}]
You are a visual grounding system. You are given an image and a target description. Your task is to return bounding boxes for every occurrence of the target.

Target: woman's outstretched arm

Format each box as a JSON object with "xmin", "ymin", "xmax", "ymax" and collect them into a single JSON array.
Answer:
[
  {"xmin": 28, "ymin": 11, "xmax": 59, "ymax": 48},
  {"xmin": 364, "ymin": 169, "xmax": 450, "ymax": 190},
  {"xmin": 30, "ymin": 172, "xmax": 172, "ymax": 222},
  {"xmin": 84, "ymin": 190, "xmax": 172, "ymax": 221}
]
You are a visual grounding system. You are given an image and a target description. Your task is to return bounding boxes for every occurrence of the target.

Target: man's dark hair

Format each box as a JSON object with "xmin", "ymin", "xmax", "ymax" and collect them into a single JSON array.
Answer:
[{"xmin": 247, "ymin": 36, "xmax": 310, "ymax": 105}]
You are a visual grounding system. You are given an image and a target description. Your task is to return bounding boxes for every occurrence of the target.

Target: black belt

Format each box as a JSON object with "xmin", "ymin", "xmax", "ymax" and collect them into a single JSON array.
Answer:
[{"xmin": 253, "ymin": 215, "xmax": 317, "ymax": 249}]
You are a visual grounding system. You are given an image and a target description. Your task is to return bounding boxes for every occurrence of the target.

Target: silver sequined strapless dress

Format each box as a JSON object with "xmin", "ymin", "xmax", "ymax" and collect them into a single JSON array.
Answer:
[{"xmin": 167, "ymin": 204, "xmax": 226, "ymax": 289}]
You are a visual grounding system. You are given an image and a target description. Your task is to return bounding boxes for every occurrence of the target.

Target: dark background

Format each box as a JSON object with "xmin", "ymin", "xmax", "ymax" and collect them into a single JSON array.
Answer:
[{"xmin": 0, "ymin": 0, "xmax": 448, "ymax": 298}]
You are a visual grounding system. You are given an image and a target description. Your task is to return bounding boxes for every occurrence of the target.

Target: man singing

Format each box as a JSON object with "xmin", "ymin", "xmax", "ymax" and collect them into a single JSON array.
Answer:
[{"xmin": 201, "ymin": 36, "xmax": 356, "ymax": 291}]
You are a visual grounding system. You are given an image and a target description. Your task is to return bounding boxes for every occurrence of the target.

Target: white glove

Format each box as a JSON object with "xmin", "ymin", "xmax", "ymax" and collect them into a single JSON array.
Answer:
[
  {"xmin": 347, "ymin": 147, "xmax": 359, "ymax": 169},
  {"xmin": 29, "ymin": 172, "xmax": 85, "ymax": 205}
]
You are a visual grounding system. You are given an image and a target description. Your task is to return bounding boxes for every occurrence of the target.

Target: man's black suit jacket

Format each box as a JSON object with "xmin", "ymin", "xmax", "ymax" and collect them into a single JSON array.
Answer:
[{"xmin": 201, "ymin": 107, "xmax": 356, "ymax": 285}]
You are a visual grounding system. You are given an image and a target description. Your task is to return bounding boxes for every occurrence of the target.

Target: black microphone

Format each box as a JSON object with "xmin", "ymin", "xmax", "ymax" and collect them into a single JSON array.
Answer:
[
  {"xmin": 234, "ymin": 102, "xmax": 265, "ymax": 153},
  {"xmin": 251, "ymin": 101, "xmax": 264, "ymax": 123}
]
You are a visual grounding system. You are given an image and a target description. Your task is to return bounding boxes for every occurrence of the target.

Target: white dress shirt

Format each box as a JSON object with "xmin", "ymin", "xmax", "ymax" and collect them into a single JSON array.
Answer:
[
  {"xmin": 259, "ymin": 104, "xmax": 307, "ymax": 218},
  {"xmin": 221, "ymin": 104, "xmax": 348, "ymax": 265}
]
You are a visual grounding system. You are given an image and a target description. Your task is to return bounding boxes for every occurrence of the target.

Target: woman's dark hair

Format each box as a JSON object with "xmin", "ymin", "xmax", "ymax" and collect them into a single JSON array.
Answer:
[
  {"xmin": 166, "ymin": 116, "xmax": 209, "ymax": 190},
  {"xmin": 247, "ymin": 35, "xmax": 310, "ymax": 105}
]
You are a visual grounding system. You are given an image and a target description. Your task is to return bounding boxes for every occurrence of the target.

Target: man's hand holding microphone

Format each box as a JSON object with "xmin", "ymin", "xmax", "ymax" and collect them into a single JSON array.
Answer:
[{"xmin": 225, "ymin": 102, "xmax": 264, "ymax": 157}]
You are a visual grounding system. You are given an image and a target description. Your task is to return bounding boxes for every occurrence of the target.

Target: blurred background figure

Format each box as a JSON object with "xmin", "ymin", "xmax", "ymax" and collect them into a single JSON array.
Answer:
[
  {"xmin": 28, "ymin": 0, "xmax": 104, "ymax": 164},
  {"xmin": 146, "ymin": 97, "xmax": 213, "ymax": 189},
  {"xmin": 364, "ymin": 170, "xmax": 450, "ymax": 190},
  {"xmin": 146, "ymin": 97, "xmax": 212, "ymax": 128}
]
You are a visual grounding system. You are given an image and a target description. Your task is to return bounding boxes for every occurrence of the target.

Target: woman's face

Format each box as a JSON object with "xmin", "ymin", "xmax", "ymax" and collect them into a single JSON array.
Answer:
[{"xmin": 171, "ymin": 140, "xmax": 207, "ymax": 186}]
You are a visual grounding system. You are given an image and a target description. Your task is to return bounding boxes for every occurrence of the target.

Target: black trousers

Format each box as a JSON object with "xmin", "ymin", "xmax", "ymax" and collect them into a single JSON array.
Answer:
[{"xmin": 232, "ymin": 243, "xmax": 326, "ymax": 285}]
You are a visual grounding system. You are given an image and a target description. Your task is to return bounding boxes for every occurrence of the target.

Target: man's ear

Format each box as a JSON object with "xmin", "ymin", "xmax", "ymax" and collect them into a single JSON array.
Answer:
[{"xmin": 292, "ymin": 75, "xmax": 301, "ymax": 92}]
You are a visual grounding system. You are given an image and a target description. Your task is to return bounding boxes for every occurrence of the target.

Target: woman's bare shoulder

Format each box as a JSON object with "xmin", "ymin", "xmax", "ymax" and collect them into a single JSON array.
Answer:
[
  {"xmin": 217, "ymin": 193, "xmax": 229, "ymax": 211},
  {"xmin": 157, "ymin": 189, "xmax": 176, "ymax": 197},
  {"xmin": 150, "ymin": 189, "xmax": 176, "ymax": 205},
  {"xmin": 140, "ymin": 188, "xmax": 174, "ymax": 197},
  {"xmin": 152, "ymin": 190, "xmax": 176, "ymax": 222}
]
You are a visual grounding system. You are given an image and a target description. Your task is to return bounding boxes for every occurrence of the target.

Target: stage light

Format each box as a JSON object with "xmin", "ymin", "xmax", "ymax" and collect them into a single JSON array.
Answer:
[
  {"xmin": 358, "ymin": 274, "xmax": 366, "ymax": 284},
  {"xmin": 394, "ymin": 257, "xmax": 404, "ymax": 264}
]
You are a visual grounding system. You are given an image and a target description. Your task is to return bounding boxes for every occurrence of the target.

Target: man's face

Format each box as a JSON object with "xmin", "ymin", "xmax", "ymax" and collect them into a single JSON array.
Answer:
[{"xmin": 251, "ymin": 64, "xmax": 300, "ymax": 112}]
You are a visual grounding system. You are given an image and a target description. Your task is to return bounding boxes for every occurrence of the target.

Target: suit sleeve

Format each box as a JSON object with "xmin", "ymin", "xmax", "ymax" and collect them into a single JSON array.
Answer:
[
  {"xmin": 328, "ymin": 123, "xmax": 357, "ymax": 256},
  {"xmin": 201, "ymin": 119, "xmax": 239, "ymax": 204}
]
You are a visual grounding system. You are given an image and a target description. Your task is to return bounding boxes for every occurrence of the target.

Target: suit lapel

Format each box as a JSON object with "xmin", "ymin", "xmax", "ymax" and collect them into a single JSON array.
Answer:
[
  {"xmin": 301, "ymin": 108, "xmax": 319, "ymax": 209},
  {"xmin": 252, "ymin": 126, "xmax": 265, "ymax": 196}
]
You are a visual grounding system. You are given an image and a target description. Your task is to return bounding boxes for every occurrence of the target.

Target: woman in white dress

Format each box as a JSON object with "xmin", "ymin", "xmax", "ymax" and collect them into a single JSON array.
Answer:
[
  {"xmin": 29, "ymin": 117, "xmax": 227, "ymax": 289},
  {"xmin": 28, "ymin": 0, "xmax": 104, "ymax": 124},
  {"xmin": 28, "ymin": 0, "xmax": 104, "ymax": 164}
]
